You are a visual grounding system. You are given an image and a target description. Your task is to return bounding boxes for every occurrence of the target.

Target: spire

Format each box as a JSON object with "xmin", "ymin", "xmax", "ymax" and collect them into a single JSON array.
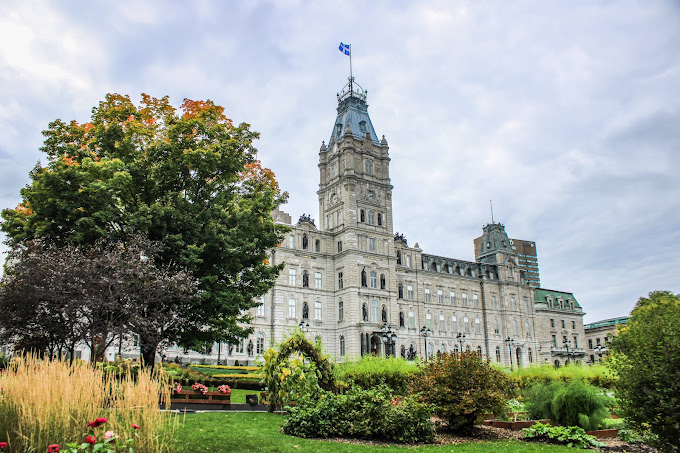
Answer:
[{"xmin": 331, "ymin": 77, "xmax": 380, "ymax": 145}]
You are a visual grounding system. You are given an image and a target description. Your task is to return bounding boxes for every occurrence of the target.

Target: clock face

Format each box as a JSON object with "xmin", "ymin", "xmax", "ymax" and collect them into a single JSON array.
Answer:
[
  {"xmin": 367, "ymin": 190, "xmax": 375, "ymax": 202},
  {"xmin": 331, "ymin": 194, "xmax": 338, "ymax": 204}
]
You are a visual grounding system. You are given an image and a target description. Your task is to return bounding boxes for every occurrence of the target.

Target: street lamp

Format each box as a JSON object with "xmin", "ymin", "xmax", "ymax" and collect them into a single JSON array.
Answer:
[
  {"xmin": 381, "ymin": 323, "xmax": 397, "ymax": 357},
  {"xmin": 594, "ymin": 345, "xmax": 607, "ymax": 363},
  {"xmin": 563, "ymin": 338, "xmax": 573, "ymax": 364},
  {"xmin": 505, "ymin": 337, "xmax": 515, "ymax": 371},
  {"xmin": 420, "ymin": 326, "xmax": 432, "ymax": 359},
  {"xmin": 298, "ymin": 320, "xmax": 309, "ymax": 332},
  {"xmin": 456, "ymin": 333, "xmax": 466, "ymax": 354}
]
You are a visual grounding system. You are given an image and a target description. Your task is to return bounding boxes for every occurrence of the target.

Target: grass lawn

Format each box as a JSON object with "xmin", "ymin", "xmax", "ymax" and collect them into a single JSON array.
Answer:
[
  {"xmin": 174, "ymin": 412, "xmax": 577, "ymax": 453},
  {"xmin": 228, "ymin": 388, "xmax": 256, "ymax": 404}
]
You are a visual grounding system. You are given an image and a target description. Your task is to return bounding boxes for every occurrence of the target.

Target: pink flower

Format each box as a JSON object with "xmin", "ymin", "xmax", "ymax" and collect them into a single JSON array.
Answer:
[
  {"xmin": 85, "ymin": 435, "xmax": 96, "ymax": 444},
  {"xmin": 131, "ymin": 423, "xmax": 140, "ymax": 429},
  {"xmin": 104, "ymin": 431, "xmax": 117, "ymax": 441}
]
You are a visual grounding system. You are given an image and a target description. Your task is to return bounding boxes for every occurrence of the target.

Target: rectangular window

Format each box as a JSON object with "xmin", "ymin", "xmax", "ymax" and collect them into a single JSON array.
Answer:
[
  {"xmin": 438, "ymin": 290, "xmax": 444, "ymax": 304},
  {"xmin": 337, "ymin": 241, "xmax": 342, "ymax": 252},
  {"xmin": 369, "ymin": 237, "xmax": 376, "ymax": 251},
  {"xmin": 573, "ymin": 335, "xmax": 578, "ymax": 349},
  {"xmin": 550, "ymin": 318, "xmax": 555, "ymax": 328},
  {"xmin": 473, "ymin": 294, "xmax": 479, "ymax": 308},
  {"xmin": 408, "ymin": 310, "xmax": 415, "ymax": 328},
  {"xmin": 492, "ymin": 295, "xmax": 498, "ymax": 309},
  {"xmin": 426, "ymin": 313, "xmax": 432, "ymax": 329},
  {"xmin": 425, "ymin": 288, "xmax": 431, "ymax": 303},
  {"xmin": 572, "ymin": 320, "xmax": 575, "ymax": 329},
  {"xmin": 288, "ymin": 298, "xmax": 296, "ymax": 318},
  {"xmin": 475, "ymin": 318, "xmax": 481, "ymax": 334},
  {"xmin": 450, "ymin": 291, "xmax": 456, "ymax": 305},
  {"xmin": 561, "ymin": 319, "xmax": 566, "ymax": 329},
  {"xmin": 256, "ymin": 296, "xmax": 265, "ymax": 317},
  {"xmin": 451, "ymin": 316, "xmax": 457, "ymax": 332},
  {"xmin": 315, "ymin": 272, "xmax": 322, "ymax": 289},
  {"xmin": 337, "ymin": 210, "xmax": 342, "ymax": 225},
  {"xmin": 588, "ymin": 338, "xmax": 593, "ymax": 349},
  {"xmin": 370, "ymin": 271, "xmax": 377, "ymax": 288},
  {"xmin": 439, "ymin": 314, "xmax": 445, "ymax": 329},
  {"xmin": 289, "ymin": 235, "xmax": 295, "ymax": 248},
  {"xmin": 462, "ymin": 293, "xmax": 468, "ymax": 307},
  {"xmin": 552, "ymin": 334, "xmax": 557, "ymax": 347},
  {"xmin": 315, "ymin": 239, "xmax": 320, "ymax": 252},
  {"xmin": 596, "ymin": 337, "xmax": 601, "ymax": 346},
  {"xmin": 405, "ymin": 255, "xmax": 411, "ymax": 268},
  {"xmin": 370, "ymin": 300, "xmax": 378, "ymax": 322},
  {"xmin": 315, "ymin": 301, "xmax": 322, "ymax": 320},
  {"xmin": 327, "ymin": 215, "xmax": 333, "ymax": 229},
  {"xmin": 256, "ymin": 336, "xmax": 264, "ymax": 355},
  {"xmin": 407, "ymin": 284, "xmax": 414, "ymax": 300},
  {"xmin": 288, "ymin": 268, "xmax": 296, "ymax": 286},
  {"xmin": 338, "ymin": 272, "xmax": 343, "ymax": 289},
  {"xmin": 464, "ymin": 317, "xmax": 470, "ymax": 333},
  {"xmin": 338, "ymin": 301, "xmax": 344, "ymax": 321}
]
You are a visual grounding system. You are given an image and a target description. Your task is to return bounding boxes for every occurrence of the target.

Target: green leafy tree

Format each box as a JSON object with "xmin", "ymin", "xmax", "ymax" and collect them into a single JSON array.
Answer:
[
  {"xmin": 609, "ymin": 290, "xmax": 680, "ymax": 452},
  {"xmin": 411, "ymin": 351, "xmax": 514, "ymax": 433},
  {"xmin": 1, "ymin": 94, "xmax": 288, "ymax": 366}
]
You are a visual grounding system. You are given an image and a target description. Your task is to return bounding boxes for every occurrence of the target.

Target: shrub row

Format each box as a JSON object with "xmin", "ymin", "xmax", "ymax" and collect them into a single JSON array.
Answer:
[
  {"xmin": 188, "ymin": 364, "xmax": 259, "ymax": 372},
  {"xmin": 334, "ymin": 356, "xmax": 417, "ymax": 395},
  {"xmin": 282, "ymin": 386, "xmax": 435, "ymax": 443},
  {"xmin": 509, "ymin": 363, "xmax": 616, "ymax": 389}
]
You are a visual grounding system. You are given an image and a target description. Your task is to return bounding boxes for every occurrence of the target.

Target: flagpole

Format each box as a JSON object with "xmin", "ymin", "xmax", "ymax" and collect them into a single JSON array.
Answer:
[{"xmin": 349, "ymin": 44, "xmax": 353, "ymax": 93}]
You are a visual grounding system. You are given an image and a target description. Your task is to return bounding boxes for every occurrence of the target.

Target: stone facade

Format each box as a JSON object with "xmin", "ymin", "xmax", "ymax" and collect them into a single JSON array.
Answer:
[{"xmin": 584, "ymin": 317, "xmax": 628, "ymax": 364}]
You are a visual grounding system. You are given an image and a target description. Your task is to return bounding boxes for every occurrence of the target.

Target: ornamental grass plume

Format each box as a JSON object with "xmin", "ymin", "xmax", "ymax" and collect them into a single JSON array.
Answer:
[{"xmin": 0, "ymin": 354, "xmax": 176, "ymax": 452}]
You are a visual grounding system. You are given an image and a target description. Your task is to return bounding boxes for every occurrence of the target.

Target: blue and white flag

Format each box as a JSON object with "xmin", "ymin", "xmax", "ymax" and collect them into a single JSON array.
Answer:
[{"xmin": 339, "ymin": 42, "xmax": 350, "ymax": 56}]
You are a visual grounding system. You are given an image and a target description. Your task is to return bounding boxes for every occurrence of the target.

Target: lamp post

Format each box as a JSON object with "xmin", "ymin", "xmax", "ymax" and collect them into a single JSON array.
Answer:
[
  {"xmin": 381, "ymin": 323, "xmax": 397, "ymax": 357},
  {"xmin": 563, "ymin": 338, "xmax": 572, "ymax": 365},
  {"xmin": 505, "ymin": 337, "xmax": 515, "ymax": 371},
  {"xmin": 456, "ymin": 332, "xmax": 466, "ymax": 354},
  {"xmin": 594, "ymin": 345, "xmax": 607, "ymax": 363},
  {"xmin": 420, "ymin": 326, "xmax": 431, "ymax": 359},
  {"xmin": 298, "ymin": 320, "xmax": 309, "ymax": 332}
]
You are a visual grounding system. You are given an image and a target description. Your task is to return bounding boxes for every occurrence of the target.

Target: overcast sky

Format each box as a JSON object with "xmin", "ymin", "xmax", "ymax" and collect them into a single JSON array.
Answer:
[{"xmin": 1, "ymin": 0, "xmax": 679, "ymax": 323}]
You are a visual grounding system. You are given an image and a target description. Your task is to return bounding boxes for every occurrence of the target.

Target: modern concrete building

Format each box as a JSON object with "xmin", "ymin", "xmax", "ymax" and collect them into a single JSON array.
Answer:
[{"xmin": 474, "ymin": 237, "xmax": 540, "ymax": 287}]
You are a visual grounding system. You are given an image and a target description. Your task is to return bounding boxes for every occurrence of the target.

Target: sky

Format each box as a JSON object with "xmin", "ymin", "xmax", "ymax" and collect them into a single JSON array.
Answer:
[{"xmin": 1, "ymin": 0, "xmax": 679, "ymax": 324}]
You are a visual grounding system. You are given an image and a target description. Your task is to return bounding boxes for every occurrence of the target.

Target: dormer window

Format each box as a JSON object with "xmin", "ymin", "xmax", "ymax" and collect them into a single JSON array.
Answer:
[
  {"xmin": 336, "ymin": 123, "xmax": 342, "ymax": 137},
  {"xmin": 359, "ymin": 120, "xmax": 366, "ymax": 134}
]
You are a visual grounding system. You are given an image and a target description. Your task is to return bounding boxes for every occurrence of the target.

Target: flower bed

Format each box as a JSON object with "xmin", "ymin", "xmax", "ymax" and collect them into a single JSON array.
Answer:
[{"xmin": 170, "ymin": 390, "xmax": 231, "ymax": 405}]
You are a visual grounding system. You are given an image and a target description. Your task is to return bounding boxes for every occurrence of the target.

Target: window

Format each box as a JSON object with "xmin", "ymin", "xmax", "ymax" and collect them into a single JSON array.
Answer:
[
  {"xmin": 451, "ymin": 315, "xmax": 458, "ymax": 332},
  {"xmin": 494, "ymin": 318, "xmax": 500, "ymax": 334},
  {"xmin": 369, "ymin": 237, "xmax": 376, "ymax": 251},
  {"xmin": 473, "ymin": 294, "xmax": 479, "ymax": 308},
  {"xmin": 340, "ymin": 336, "xmax": 345, "ymax": 356},
  {"xmin": 426, "ymin": 313, "xmax": 432, "ymax": 329},
  {"xmin": 332, "ymin": 162, "xmax": 338, "ymax": 177},
  {"xmin": 528, "ymin": 348, "xmax": 533, "ymax": 363},
  {"xmin": 256, "ymin": 296, "xmax": 265, "ymax": 317},
  {"xmin": 425, "ymin": 288, "xmax": 431, "ymax": 303},
  {"xmin": 256, "ymin": 334, "xmax": 264, "ymax": 355},
  {"xmin": 492, "ymin": 295, "xmax": 498, "ymax": 309},
  {"xmin": 288, "ymin": 299, "xmax": 296, "ymax": 318},
  {"xmin": 302, "ymin": 302, "xmax": 309, "ymax": 319},
  {"xmin": 370, "ymin": 300, "xmax": 378, "ymax": 322},
  {"xmin": 365, "ymin": 160, "xmax": 372, "ymax": 175},
  {"xmin": 561, "ymin": 319, "xmax": 565, "ymax": 329},
  {"xmin": 377, "ymin": 213, "xmax": 382, "ymax": 226},
  {"xmin": 552, "ymin": 334, "xmax": 557, "ymax": 347},
  {"xmin": 315, "ymin": 301, "xmax": 322, "ymax": 320},
  {"xmin": 337, "ymin": 241, "xmax": 342, "ymax": 252},
  {"xmin": 511, "ymin": 297, "xmax": 516, "ymax": 311},
  {"xmin": 338, "ymin": 301, "xmax": 344, "ymax": 322},
  {"xmin": 438, "ymin": 289, "xmax": 444, "ymax": 304},
  {"xmin": 314, "ymin": 272, "xmax": 322, "ymax": 289},
  {"xmin": 596, "ymin": 337, "xmax": 601, "ymax": 346},
  {"xmin": 464, "ymin": 316, "xmax": 470, "ymax": 333},
  {"xmin": 315, "ymin": 239, "xmax": 320, "ymax": 252},
  {"xmin": 408, "ymin": 310, "xmax": 415, "ymax": 328},
  {"xmin": 573, "ymin": 335, "xmax": 578, "ymax": 349},
  {"xmin": 450, "ymin": 291, "xmax": 456, "ymax": 305},
  {"xmin": 337, "ymin": 210, "xmax": 342, "ymax": 225},
  {"xmin": 289, "ymin": 234, "xmax": 295, "ymax": 248},
  {"xmin": 398, "ymin": 284, "xmax": 404, "ymax": 299},
  {"xmin": 380, "ymin": 274, "xmax": 386, "ymax": 290},
  {"xmin": 496, "ymin": 346, "xmax": 502, "ymax": 362},
  {"xmin": 477, "ymin": 346, "xmax": 483, "ymax": 356},
  {"xmin": 475, "ymin": 318, "xmax": 481, "ymax": 334},
  {"xmin": 526, "ymin": 320, "xmax": 531, "ymax": 338},
  {"xmin": 338, "ymin": 272, "xmax": 343, "ymax": 289},
  {"xmin": 572, "ymin": 320, "xmax": 575, "ymax": 329},
  {"xmin": 405, "ymin": 255, "xmax": 411, "ymax": 267},
  {"xmin": 439, "ymin": 314, "xmax": 445, "ymax": 329},
  {"xmin": 370, "ymin": 271, "xmax": 377, "ymax": 288},
  {"xmin": 360, "ymin": 209, "xmax": 365, "ymax": 222},
  {"xmin": 550, "ymin": 318, "xmax": 555, "ymax": 328},
  {"xmin": 302, "ymin": 271, "xmax": 309, "ymax": 287},
  {"xmin": 407, "ymin": 284, "xmax": 414, "ymax": 300},
  {"xmin": 588, "ymin": 338, "xmax": 593, "ymax": 349},
  {"xmin": 327, "ymin": 214, "xmax": 332, "ymax": 229},
  {"xmin": 288, "ymin": 268, "xmax": 296, "ymax": 286},
  {"xmin": 462, "ymin": 293, "xmax": 468, "ymax": 306},
  {"xmin": 368, "ymin": 210, "xmax": 375, "ymax": 225}
]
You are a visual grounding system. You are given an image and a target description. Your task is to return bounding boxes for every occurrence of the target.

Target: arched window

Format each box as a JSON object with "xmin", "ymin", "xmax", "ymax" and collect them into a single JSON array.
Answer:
[
  {"xmin": 477, "ymin": 346, "xmax": 483, "ymax": 356},
  {"xmin": 339, "ymin": 336, "xmax": 345, "ymax": 356},
  {"xmin": 368, "ymin": 210, "xmax": 375, "ymax": 225},
  {"xmin": 381, "ymin": 305, "xmax": 388, "ymax": 323},
  {"xmin": 443, "ymin": 263, "xmax": 449, "ymax": 273},
  {"xmin": 454, "ymin": 345, "xmax": 459, "ymax": 354},
  {"xmin": 337, "ymin": 300, "xmax": 344, "ymax": 322},
  {"xmin": 302, "ymin": 302, "xmax": 309, "ymax": 319},
  {"xmin": 465, "ymin": 345, "xmax": 471, "ymax": 352},
  {"xmin": 496, "ymin": 346, "xmax": 501, "ymax": 362},
  {"xmin": 396, "ymin": 251, "xmax": 401, "ymax": 265},
  {"xmin": 302, "ymin": 233, "xmax": 308, "ymax": 250},
  {"xmin": 377, "ymin": 213, "xmax": 383, "ymax": 226},
  {"xmin": 380, "ymin": 274, "xmax": 386, "ymax": 290},
  {"xmin": 361, "ymin": 269, "xmax": 367, "ymax": 287},
  {"xmin": 399, "ymin": 311, "xmax": 405, "ymax": 327},
  {"xmin": 302, "ymin": 271, "xmax": 309, "ymax": 288},
  {"xmin": 360, "ymin": 209, "xmax": 365, "ymax": 222}
]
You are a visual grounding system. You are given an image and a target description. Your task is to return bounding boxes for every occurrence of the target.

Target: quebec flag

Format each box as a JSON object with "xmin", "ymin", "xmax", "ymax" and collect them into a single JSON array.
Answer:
[{"xmin": 339, "ymin": 42, "xmax": 350, "ymax": 56}]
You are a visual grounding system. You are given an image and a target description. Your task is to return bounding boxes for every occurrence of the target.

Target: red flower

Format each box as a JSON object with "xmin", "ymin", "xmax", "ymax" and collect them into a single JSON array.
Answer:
[
  {"xmin": 85, "ymin": 435, "xmax": 96, "ymax": 444},
  {"xmin": 87, "ymin": 417, "xmax": 108, "ymax": 428},
  {"xmin": 131, "ymin": 424, "xmax": 140, "ymax": 429},
  {"xmin": 47, "ymin": 445, "xmax": 60, "ymax": 452},
  {"xmin": 0, "ymin": 442, "xmax": 7, "ymax": 449}
]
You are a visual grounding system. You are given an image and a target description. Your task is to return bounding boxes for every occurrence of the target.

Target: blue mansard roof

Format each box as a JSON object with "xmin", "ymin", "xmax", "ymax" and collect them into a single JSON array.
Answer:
[{"xmin": 329, "ymin": 78, "xmax": 380, "ymax": 145}]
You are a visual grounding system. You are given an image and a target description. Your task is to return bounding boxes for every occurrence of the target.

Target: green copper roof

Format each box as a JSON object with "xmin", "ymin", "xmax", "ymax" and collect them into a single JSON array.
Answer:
[
  {"xmin": 584, "ymin": 317, "xmax": 629, "ymax": 330},
  {"xmin": 534, "ymin": 288, "xmax": 581, "ymax": 309}
]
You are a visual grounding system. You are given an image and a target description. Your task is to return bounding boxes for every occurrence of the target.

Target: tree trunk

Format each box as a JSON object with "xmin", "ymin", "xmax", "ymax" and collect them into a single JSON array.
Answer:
[{"xmin": 140, "ymin": 338, "xmax": 158, "ymax": 369}]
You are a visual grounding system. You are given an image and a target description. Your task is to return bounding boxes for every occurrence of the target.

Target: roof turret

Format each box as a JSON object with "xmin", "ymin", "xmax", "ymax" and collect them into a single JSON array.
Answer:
[{"xmin": 330, "ymin": 77, "xmax": 380, "ymax": 145}]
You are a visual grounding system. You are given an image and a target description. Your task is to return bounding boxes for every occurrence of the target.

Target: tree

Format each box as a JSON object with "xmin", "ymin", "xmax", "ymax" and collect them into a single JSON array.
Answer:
[
  {"xmin": 411, "ymin": 352, "xmax": 514, "ymax": 433},
  {"xmin": 609, "ymin": 291, "xmax": 680, "ymax": 452},
  {"xmin": 0, "ymin": 236, "xmax": 198, "ymax": 364},
  {"xmin": 1, "ymin": 94, "xmax": 288, "ymax": 364}
]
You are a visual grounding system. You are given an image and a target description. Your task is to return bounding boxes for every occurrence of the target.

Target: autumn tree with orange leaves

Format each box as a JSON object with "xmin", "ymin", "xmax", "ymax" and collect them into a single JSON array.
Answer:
[{"xmin": 1, "ymin": 94, "xmax": 288, "ymax": 366}]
